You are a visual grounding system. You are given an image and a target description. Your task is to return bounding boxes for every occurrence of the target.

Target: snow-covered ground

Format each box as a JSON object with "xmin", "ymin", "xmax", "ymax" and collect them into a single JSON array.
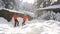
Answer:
[{"xmin": 0, "ymin": 17, "xmax": 60, "ymax": 34}]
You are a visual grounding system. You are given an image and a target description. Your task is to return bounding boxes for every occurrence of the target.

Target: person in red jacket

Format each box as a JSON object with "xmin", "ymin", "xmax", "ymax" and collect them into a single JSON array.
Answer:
[
  {"xmin": 22, "ymin": 14, "xmax": 28, "ymax": 26},
  {"xmin": 13, "ymin": 13, "xmax": 19, "ymax": 27}
]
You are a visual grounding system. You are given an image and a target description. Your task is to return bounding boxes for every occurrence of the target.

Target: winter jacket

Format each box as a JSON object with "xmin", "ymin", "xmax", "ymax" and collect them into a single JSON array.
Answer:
[
  {"xmin": 13, "ymin": 14, "xmax": 18, "ymax": 20},
  {"xmin": 23, "ymin": 15, "xmax": 28, "ymax": 22}
]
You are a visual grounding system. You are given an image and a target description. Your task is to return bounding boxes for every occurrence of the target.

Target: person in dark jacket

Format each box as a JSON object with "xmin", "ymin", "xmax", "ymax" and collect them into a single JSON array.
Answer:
[{"xmin": 13, "ymin": 13, "xmax": 19, "ymax": 27}]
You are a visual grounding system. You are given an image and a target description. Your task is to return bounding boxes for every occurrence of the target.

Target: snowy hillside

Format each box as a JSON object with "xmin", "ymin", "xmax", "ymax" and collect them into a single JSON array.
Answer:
[{"xmin": 0, "ymin": 17, "xmax": 60, "ymax": 34}]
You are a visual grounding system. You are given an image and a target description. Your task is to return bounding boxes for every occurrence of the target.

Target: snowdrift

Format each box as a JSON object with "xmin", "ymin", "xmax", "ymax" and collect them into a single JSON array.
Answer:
[{"xmin": 0, "ymin": 17, "xmax": 60, "ymax": 34}]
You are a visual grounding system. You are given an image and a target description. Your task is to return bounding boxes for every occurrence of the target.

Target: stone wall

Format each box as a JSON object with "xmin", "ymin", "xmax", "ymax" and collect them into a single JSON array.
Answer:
[{"xmin": 0, "ymin": 9, "xmax": 33, "ymax": 22}]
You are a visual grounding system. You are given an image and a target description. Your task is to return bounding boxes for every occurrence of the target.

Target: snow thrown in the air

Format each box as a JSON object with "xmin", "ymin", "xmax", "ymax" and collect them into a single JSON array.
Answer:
[{"xmin": 0, "ymin": 17, "xmax": 60, "ymax": 34}]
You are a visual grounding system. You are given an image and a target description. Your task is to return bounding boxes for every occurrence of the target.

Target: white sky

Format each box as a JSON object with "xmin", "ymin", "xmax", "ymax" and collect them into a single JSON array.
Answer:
[{"xmin": 22, "ymin": 0, "xmax": 35, "ymax": 4}]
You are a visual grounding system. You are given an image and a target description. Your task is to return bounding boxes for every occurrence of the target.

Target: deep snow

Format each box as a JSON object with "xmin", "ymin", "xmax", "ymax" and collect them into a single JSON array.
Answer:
[{"xmin": 0, "ymin": 17, "xmax": 60, "ymax": 34}]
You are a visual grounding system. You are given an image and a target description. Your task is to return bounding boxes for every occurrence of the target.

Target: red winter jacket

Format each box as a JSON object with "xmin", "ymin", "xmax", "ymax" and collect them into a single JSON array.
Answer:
[
  {"xmin": 23, "ymin": 15, "xmax": 28, "ymax": 21},
  {"xmin": 13, "ymin": 14, "xmax": 18, "ymax": 20}
]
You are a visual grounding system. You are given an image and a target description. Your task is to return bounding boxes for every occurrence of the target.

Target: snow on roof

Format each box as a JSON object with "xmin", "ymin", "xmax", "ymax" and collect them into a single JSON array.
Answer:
[
  {"xmin": 37, "ymin": 5, "xmax": 60, "ymax": 10},
  {"xmin": 0, "ymin": 8, "xmax": 35, "ymax": 17},
  {"xmin": 3, "ymin": 8, "xmax": 25, "ymax": 14}
]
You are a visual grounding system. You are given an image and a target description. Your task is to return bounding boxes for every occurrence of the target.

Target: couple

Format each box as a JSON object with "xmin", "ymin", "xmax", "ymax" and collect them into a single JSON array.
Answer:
[{"xmin": 13, "ymin": 13, "xmax": 28, "ymax": 27}]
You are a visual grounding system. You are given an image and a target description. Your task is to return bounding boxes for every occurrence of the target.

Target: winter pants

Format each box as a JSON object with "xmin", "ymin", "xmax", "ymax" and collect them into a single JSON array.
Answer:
[
  {"xmin": 22, "ymin": 20, "xmax": 25, "ymax": 26},
  {"xmin": 14, "ymin": 19, "xmax": 19, "ymax": 27}
]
